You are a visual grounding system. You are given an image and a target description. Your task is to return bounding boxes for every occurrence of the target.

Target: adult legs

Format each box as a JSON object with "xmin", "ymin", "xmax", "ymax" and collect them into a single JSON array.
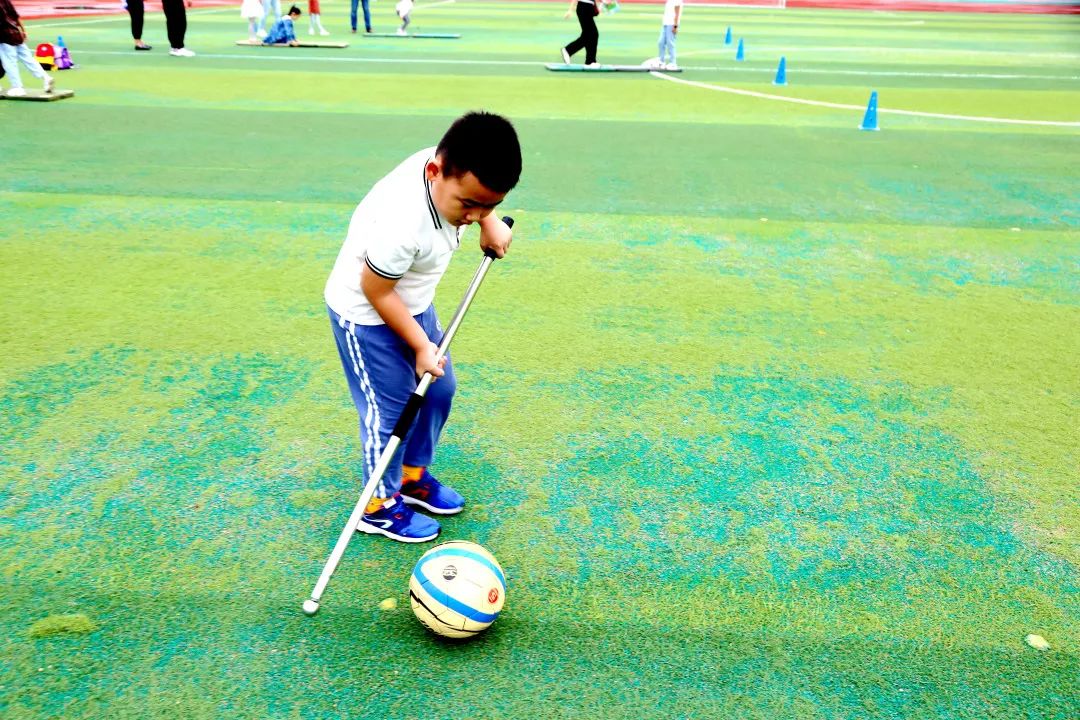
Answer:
[
  {"xmin": 580, "ymin": 4, "xmax": 598, "ymax": 64},
  {"xmin": 161, "ymin": 0, "xmax": 188, "ymax": 49},
  {"xmin": 261, "ymin": 0, "xmax": 282, "ymax": 30},
  {"xmin": 658, "ymin": 25, "xmax": 675, "ymax": 64},
  {"xmin": 565, "ymin": 2, "xmax": 598, "ymax": 64},
  {"xmin": 127, "ymin": 0, "xmax": 145, "ymax": 43},
  {"xmin": 0, "ymin": 44, "xmax": 22, "ymax": 89},
  {"xmin": 15, "ymin": 44, "xmax": 49, "ymax": 82}
]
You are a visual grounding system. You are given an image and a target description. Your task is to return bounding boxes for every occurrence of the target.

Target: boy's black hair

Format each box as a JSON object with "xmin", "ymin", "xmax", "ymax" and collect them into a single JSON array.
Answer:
[
  {"xmin": 288, "ymin": 4, "xmax": 302, "ymax": 13},
  {"xmin": 436, "ymin": 112, "xmax": 521, "ymax": 194}
]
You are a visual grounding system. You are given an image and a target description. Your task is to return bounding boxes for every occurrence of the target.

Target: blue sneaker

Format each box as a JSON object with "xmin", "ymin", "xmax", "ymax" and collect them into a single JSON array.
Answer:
[
  {"xmin": 357, "ymin": 494, "xmax": 440, "ymax": 543},
  {"xmin": 401, "ymin": 469, "xmax": 465, "ymax": 515}
]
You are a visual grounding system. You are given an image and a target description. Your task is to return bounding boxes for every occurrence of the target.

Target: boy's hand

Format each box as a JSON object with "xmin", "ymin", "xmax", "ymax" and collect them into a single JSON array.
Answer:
[
  {"xmin": 478, "ymin": 215, "xmax": 512, "ymax": 258},
  {"xmin": 415, "ymin": 341, "xmax": 447, "ymax": 379}
]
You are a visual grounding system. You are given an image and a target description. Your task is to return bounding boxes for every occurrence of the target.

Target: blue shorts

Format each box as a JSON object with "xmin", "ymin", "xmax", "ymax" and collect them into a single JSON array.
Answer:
[{"xmin": 328, "ymin": 304, "xmax": 456, "ymax": 499}]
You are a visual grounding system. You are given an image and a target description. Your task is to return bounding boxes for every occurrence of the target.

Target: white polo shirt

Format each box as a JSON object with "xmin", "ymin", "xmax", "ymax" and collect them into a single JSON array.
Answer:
[{"xmin": 325, "ymin": 147, "xmax": 464, "ymax": 325}]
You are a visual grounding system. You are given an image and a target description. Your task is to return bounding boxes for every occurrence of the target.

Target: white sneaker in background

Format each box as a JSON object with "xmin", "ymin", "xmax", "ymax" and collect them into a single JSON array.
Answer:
[
  {"xmin": 169, "ymin": 47, "xmax": 195, "ymax": 56},
  {"xmin": 396, "ymin": 27, "xmax": 407, "ymax": 35},
  {"xmin": 256, "ymin": 28, "xmax": 267, "ymax": 38},
  {"xmin": 7, "ymin": 87, "xmax": 27, "ymax": 96},
  {"xmin": 43, "ymin": 75, "xmax": 55, "ymax": 93},
  {"xmin": 319, "ymin": 28, "xmax": 330, "ymax": 35}
]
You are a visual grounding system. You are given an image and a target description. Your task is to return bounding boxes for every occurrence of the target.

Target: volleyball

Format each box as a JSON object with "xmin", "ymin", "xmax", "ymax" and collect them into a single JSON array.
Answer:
[{"xmin": 409, "ymin": 541, "xmax": 506, "ymax": 639}]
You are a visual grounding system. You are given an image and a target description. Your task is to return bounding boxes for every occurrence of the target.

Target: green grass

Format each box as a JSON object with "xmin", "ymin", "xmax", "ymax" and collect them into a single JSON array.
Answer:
[{"xmin": 2, "ymin": 3, "xmax": 1078, "ymax": 718}]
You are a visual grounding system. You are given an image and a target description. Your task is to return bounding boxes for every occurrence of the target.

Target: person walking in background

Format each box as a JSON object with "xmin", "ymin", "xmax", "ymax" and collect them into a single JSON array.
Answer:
[
  {"xmin": 657, "ymin": 0, "xmax": 681, "ymax": 70},
  {"xmin": 259, "ymin": 0, "xmax": 281, "ymax": 37},
  {"xmin": 161, "ymin": 0, "xmax": 194, "ymax": 55},
  {"xmin": 0, "ymin": 0, "xmax": 55, "ymax": 96},
  {"xmin": 350, "ymin": 0, "xmax": 371, "ymax": 34},
  {"xmin": 241, "ymin": 0, "xmax": 263, "ymax": 41},
  {"xmin": 308, "ymin": 0, "xmax": 329, "ymax": 35},
  {"xmin": 125, "ymin": 0, "xmax": 153, "ymax": 50},
  {"xmin": 561, "ymin": 0, "xmax": 599, "ymax": 67},
  {"xmin": 395, "ymin": 0, "xmax": 412, "ymax": 36}
]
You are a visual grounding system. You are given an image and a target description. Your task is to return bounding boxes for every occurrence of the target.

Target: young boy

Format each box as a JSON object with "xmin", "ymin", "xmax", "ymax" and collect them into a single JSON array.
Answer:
[
  {"xmin": 0, "ymin": 0, "xmax": 55, "ymax": 97},
  {"xmin": 263, "ymin": 5, "xmax": 301, "ymax": 45},
  {"xmin": 324, "ymin": 112, "xmax": 521, "ymax": 543},
  {"xmin": 657, "ymin": 0, "xmax": 682, "ymax": 70}
]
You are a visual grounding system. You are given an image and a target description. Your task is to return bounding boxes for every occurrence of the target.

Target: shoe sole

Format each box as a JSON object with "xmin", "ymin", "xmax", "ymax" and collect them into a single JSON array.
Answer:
[
  {"xmin": 401, "ymin": 495, "xmax": 464, "ymax": 515},
  {"xmin": 356, "ymin": 520, "xmax": 440, "ymax": 543}
]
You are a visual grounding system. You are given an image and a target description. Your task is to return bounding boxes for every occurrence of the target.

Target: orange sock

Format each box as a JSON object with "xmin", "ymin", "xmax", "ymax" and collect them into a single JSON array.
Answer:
[
  {"xmin": 365, "ymin": 496, "xmax": 391, "ymax": 514},
  {"xmin": 401, "ymin": 465, "xmax": 425, "ymax": 484}
]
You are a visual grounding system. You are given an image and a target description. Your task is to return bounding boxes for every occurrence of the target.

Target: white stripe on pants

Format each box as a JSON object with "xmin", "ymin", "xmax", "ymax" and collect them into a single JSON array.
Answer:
[{"xmin": 341, "ymin": 317, "xmax": 385, "ymax": 495}]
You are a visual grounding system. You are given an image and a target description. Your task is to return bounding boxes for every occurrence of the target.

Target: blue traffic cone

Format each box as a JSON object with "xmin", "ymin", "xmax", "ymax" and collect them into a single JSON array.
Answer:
[
  {"xmin": 773, "ymin": 56, "xmax": 787, "ymax": 85},
  {"xmin": 735, "ymin": 38, "xmax": 745, "ymax": 61},
  {"xmin": 860, "ymin": 91, "xmax": 879, "ymax": 131},
  {"xmin": 724, "ymin": 27, "xmax": 732, "ymax": 45},
  {"xmin": 57, "ymin": 35, "xmax": 66, "ymax": 48}
]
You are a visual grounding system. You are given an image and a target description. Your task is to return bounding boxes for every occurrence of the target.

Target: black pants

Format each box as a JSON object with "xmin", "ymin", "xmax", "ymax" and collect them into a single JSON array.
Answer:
[
  {"xmin": 565, "ymin": 1, "xmax": 598, "ymax": 65},
  {"xmin": 161, "ymin": 0, "xmax": 187, "ymax": 49},
  {"xmin": 127, "ymin": 0, "xmax": 144, "ymax": 39}
]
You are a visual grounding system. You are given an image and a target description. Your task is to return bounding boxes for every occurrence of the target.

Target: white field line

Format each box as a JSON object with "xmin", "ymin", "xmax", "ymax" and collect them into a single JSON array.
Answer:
[
  {"xmin": 72, "ymin": 49, "xmax": 1080, "ymax": 83},
  {"xmin": 675, "ymin": 62, "xmax": 1080, "ymax": 81},
  {"xmin": 752, "ymin": 46, "xmax": 1080, "ymax": 59},
  {"xmin": 75, "ymin": 49, "xmax": 546, "ymax": 65},
  {"xmin": 650, "ymin": 70, "xmax": 1080, "ymax": 126}
]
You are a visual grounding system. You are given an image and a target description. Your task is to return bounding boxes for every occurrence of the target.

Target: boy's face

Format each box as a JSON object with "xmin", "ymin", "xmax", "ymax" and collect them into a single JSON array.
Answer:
[{"xmin": 426, "ymin": 157, "xmax": 507, "ymax": 227}]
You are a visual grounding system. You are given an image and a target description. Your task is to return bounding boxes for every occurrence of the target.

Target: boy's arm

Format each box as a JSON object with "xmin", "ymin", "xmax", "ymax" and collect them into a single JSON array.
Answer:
[{"xmin": 361, "ymin": 266, "xmax": 446, "ymax": 378}]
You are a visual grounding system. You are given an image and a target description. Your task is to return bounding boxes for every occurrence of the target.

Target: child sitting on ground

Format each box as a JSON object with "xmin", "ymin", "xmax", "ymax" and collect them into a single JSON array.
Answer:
[
  {"xmin": 395, "ymin": 0, "xmax": 413, "ymax": 36},
  {"xmin": 263, "ymin": 4, "xmax": 301, "ymax": 45},
  {"xmin": 0, "ymin": 0, "xmax": 55, "ymax": 97}
]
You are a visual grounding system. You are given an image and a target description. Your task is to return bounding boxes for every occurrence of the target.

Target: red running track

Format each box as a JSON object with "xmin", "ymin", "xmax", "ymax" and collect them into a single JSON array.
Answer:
[{"xmin": 19, "ymin": 0, "xmax": 235, "ymax": 21}]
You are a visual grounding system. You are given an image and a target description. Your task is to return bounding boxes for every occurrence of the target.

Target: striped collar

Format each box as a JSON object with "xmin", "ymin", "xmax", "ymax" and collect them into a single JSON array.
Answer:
[{"xmin": 423, "ymin": 160, "xmax": 443, "ymax": 230}]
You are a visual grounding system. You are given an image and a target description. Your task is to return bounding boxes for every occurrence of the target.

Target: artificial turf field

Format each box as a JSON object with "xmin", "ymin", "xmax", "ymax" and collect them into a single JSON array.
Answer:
[{"xmin": 3, "ymin": 1, "xmax": 1079, "ymax": 717}]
